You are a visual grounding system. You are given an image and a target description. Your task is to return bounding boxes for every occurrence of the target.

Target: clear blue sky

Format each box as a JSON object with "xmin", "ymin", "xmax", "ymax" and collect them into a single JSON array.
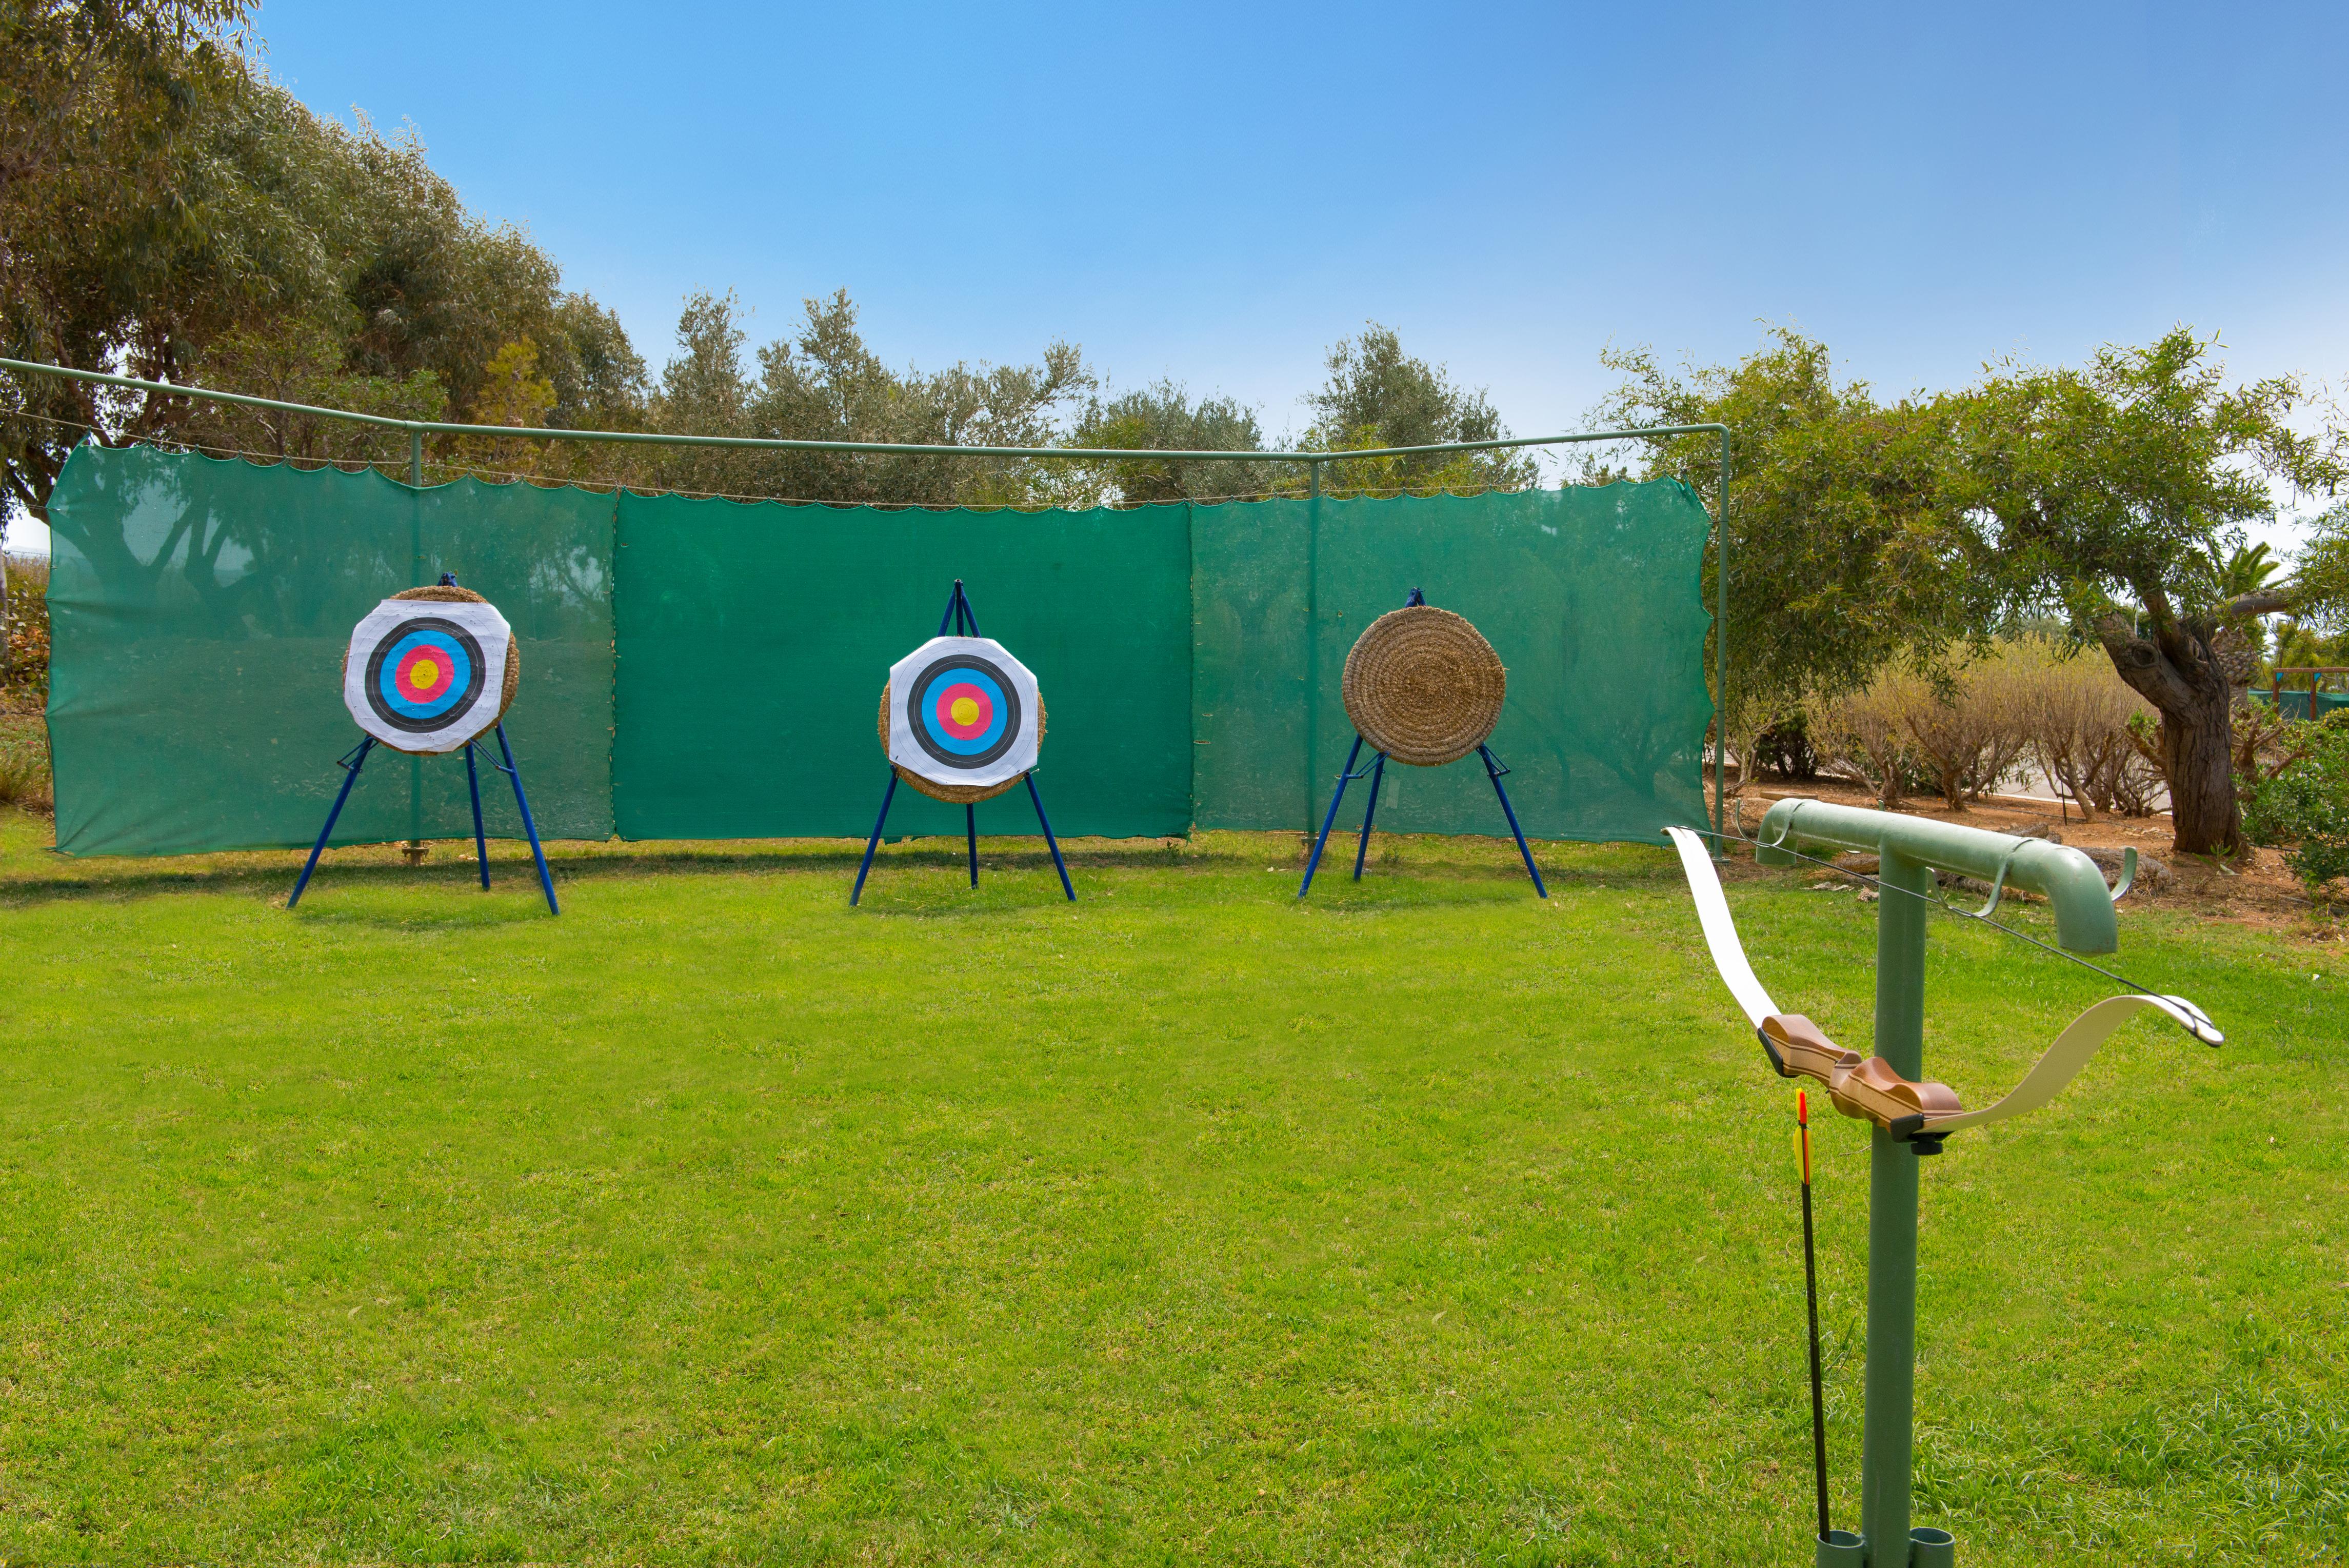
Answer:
[{"xmin": 18, "ymin": 0, "xmax": 2349, "ymax": 550}]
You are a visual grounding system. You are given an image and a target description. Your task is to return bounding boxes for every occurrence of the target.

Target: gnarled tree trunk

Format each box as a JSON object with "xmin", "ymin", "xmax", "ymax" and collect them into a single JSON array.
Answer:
[{"xmin": 2095, "ymin": 606, "xmax": 2240, "ymax": 855}]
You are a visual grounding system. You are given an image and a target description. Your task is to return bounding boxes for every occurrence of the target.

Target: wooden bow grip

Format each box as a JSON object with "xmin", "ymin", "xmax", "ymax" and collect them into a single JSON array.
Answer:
[{"xmin": 1758, "ymin": 1014, "xmax": 1964, "ymax": 1144}]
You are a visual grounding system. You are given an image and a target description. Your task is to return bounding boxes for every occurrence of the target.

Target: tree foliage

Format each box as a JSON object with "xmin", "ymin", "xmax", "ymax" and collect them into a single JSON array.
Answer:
[
  {"xmin": 1303, "ymin": 324, "xmax": 1536, "ymax": 496},
  {"xmin": 626, "ymin": 289, "xmax": 1094, "ymax": 506},
  {"xmin": 1593, "ymin": 328, "xmax": 1965, "ymax": 740},
  {"xmin": 2294, "ymin": 502, "xmax": 2349, "ymax": 637},
  {"xmin": 2, "ymin": 15, "xmax": 642, "ymax": 518},
  {"xmin": 1067, "ymin": 382, "xmax": 1274, "ymax": 506},
  {"xmin": 1938, "ymin": 329, "xmax": 2343, "ymax": 851},
  {"xmin": 2243, "ymin": 713, "xmax": 2349, "ymax": 903}
]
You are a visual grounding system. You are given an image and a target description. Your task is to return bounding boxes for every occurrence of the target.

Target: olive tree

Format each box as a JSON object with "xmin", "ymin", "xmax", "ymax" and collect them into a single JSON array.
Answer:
[{"xmin": 1939, "ymin": 329, "xmax": 2342, "ymax": 854}]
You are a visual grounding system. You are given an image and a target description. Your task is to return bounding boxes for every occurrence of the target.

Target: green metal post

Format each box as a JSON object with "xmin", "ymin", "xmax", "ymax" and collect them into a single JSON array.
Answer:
[
  {"xmin": 1714, "ymin": 430, "xmax": 1730, "ymax": 852},
  {"xmin": 409, "ymin": 429, "xmax": 423, "ymax": 488},
  {"xmin": 1753, "ymin": 801, "xmax": 2140, "ymax": 1565},
  {"xmin": 1861, "ymin": 846, "xmax": 1931, "ymax": 1566},
  {"xmin": 1306, "ymin": 458, "xmax": 1323, "ymax": 831}
]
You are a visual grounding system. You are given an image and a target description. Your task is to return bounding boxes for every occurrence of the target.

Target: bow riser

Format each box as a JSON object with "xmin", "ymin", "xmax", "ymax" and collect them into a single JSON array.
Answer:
[{"xmin": 1760, "ymin": 1013, "xmax": 1964, "ymax": 1140}]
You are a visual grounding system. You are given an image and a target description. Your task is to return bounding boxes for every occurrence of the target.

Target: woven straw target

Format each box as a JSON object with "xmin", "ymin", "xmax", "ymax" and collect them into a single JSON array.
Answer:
[
  {"xmin": 878, "ymin": 683, "xmax": 1046, "ymax": 803},
  {"xmin": 340, "ymin": 584, "xmax": 520, "ymax": 753},
  {"xmin": 1341, "ymin": 605, "xmax": 1506, "ymax": 766}
]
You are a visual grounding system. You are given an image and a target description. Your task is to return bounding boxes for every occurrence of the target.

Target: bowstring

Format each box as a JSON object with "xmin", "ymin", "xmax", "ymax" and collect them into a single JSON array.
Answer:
[{"xmin": 1681, "ymin": 824, "xmax": 2197, "ymax": 1017}]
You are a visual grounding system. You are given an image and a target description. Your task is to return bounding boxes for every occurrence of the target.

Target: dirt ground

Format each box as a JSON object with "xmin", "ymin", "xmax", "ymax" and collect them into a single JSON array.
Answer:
[{"xmin": 1718, "ymin": 775, "xmax": 2336, "ymax": 939}]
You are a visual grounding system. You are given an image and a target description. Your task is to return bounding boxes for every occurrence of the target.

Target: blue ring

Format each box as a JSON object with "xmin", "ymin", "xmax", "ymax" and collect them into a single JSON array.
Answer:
[
  {"xmin": 922, "ymin": 669, "xmax": 1009, "ymax": 756},
  {"xmin": 377, "ymin": 629, "xmax": 475, "ymax": 720}
]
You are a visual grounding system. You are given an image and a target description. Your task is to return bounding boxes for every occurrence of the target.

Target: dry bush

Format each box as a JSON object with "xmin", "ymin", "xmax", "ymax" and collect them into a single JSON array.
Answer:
[
  {"xmin": 1806, "ymin": 672, "xmax": 1928, "ymax": 808},
  {"xmin": 1807, "ymin": 645, "xmax": 2040, "ymax": 810},
  {"xmin": 1905, "ymin": 644, "xmax": 2040, "ymax": 807},
  {"xmin": 2015, "ymin": 637, "xmax": 2161, "ymax": 820},
  {"xmin": 2, "ymin": 553, "xmax": 48, "ymax": 704},
  {"xmin": 0, "ymin": 713, "xmax": 51, "ymax": 813},
  {"xmin": 1722, "ymin": 693, "xmax": 1800, "ymax": 798}
]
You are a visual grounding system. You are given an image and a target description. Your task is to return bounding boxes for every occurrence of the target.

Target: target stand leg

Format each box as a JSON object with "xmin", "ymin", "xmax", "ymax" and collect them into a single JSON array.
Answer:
[
  {"xmin": 288, "ymin": 736, "xmax": 377, "ymax": 909},
  {"xmin": 1352, "ymin": 752, "xmax": 1388, "ymax": 881},
  {"xmin": 851, "ymin": 772, "xmax": 899, "ymax": 906},
  {"xmin": 1299, "ymin": 735, "xmax": 1369, "ymax": 899},
  {"xmin": 1479, "ymin": 744, "xmax": 1547, "ymax": 899},
  {"xmin": 938, "ymin": 578, "xmax": 981, "ymax": 638},
  {"xmin": 494, "ymin": 724, "xmax": 559, "ymax": 915},
  {"xmin": 966, "ymin": 804, "xmax": 980, "ymax": 888},
  {"xmin": 464, "ymin": 741, "xmax": 491, "ymax": 890},
  {"xmin": 1025, "ymin": 772, "xmax": 1076, "ymax": 901}
]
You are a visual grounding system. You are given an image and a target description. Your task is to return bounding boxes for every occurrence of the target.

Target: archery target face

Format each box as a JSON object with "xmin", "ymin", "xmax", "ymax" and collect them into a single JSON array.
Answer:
[
  {"xmin": 342, "ymin": 598, "xmax": 513, "ymax": 754},
  {"xmin": 888, "ymin": 636, "xmax": 1040, "ymax": 789}
]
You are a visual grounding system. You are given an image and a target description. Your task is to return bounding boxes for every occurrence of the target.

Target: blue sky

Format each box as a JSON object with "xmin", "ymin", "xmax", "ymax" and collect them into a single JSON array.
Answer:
[{"xmin": 18, "ymin": 0, "xmax": 2349, "ymax": 549}]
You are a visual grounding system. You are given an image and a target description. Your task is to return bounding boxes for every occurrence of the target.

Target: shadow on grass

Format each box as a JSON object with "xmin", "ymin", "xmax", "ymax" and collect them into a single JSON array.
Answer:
[{"xmin": 0, "ymin": 830, "xmax": 1684, "ymax": 910}]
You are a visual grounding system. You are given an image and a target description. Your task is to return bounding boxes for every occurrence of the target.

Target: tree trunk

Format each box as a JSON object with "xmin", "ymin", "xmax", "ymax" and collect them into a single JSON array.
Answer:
[{"xmin": 2095, "ymin": 611, "xmax": 2239, "ymax": 855}]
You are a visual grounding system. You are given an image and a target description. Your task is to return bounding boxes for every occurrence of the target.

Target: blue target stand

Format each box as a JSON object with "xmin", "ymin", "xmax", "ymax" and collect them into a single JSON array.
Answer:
[
  {"xmin": 1298, "ymin": 588, "xmax": 1548, "ymax": 900},
  {"xmin": 852, "ymin": 580, "xmax": 1076, "ymax": 906},
  {"xmin": 287, "ymin": 576, "xmax": 560, "ymax": 915}
]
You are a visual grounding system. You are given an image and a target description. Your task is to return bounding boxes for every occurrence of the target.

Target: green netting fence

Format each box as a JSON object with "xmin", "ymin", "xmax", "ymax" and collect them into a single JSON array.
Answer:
[{"xmin": 43, "ymin": 444, "xmax": 1713, "ymax": 856}]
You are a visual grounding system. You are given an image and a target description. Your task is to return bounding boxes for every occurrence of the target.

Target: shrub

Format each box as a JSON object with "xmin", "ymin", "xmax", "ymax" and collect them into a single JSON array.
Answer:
[
  {"xmin": 2, "ymin": 553, "xmax": 49, "ymax": 705},
  {"xmin": 1806, "ymin": 672, "xmax": 1929, "ymax": 808},
  {"xmin": 2015, "ymin": 638, "xmax": 2162, "ymax": 820},
  {"xmin": 0, "ymin": 714, "xmax": 51, "ymax": 813},
  {"xmin": 1749, "ymin": 715, "xmax": 1819, "ymax": 781},
  {"xmin": 2242, "ymin": 713, "xmax": 2349, "ymax": 904},
  {"xmin": 1807, "ymin": 645, "xmax": 2038, "ymax": 810}
]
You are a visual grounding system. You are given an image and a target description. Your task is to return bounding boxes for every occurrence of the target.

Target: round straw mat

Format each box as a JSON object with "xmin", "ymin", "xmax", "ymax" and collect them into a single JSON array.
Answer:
[
  {"xmin": 340, "ymin": 584, "xmax": 522, "ymax": 754},
  {"xmin": 878, "ymin": 683, "xmax": 1046, "ymax": 804},
  {"xmin": 1341, "ymin": 605, "xmax": 1505, "ymax": 766}
]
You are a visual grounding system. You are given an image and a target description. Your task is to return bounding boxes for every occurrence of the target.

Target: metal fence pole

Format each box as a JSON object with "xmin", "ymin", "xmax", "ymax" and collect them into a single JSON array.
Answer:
[
  {"xmin": 1306, "ymin": 458, "xmax": 1323, "ymax": 831},
  {"xmin": 1715, "ymin": 430, "xmax": 1731, "ymax": 851}
]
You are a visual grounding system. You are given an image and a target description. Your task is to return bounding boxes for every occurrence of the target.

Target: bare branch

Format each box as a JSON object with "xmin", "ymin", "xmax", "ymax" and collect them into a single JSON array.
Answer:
[{"xmin": 2224, "ymin": 587, "xmax": 2299, "ymax": 618}]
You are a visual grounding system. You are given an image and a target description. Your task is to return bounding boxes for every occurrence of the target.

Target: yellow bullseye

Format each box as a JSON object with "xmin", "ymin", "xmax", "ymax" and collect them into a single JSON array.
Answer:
[
  {"xmin": 950, "ymin": 696, "xmax": 980, "ymax": 728},
  {"xmin": 407, "ymin": 657, "xmax": 440, "ymax": 692}
]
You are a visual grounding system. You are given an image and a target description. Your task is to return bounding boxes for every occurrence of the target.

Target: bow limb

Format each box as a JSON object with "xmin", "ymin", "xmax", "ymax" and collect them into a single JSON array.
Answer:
[
  {"xmin": 1921, "ymin": 993, "xmax": 2223, "ymax": 1133},
  {"xmin": 1665, "ymin": 825, "xmax": 2223, "ymax": 1143},
  {"xmin": 1664, "ymin": 826, "xmax": 1779, "ymax": 1026}
]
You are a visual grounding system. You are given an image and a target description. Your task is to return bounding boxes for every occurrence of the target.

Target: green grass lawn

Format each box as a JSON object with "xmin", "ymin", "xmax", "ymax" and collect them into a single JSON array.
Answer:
[{"xmin": 0, "ymin": 810, "xmax": 2340, "ymax": 1565}]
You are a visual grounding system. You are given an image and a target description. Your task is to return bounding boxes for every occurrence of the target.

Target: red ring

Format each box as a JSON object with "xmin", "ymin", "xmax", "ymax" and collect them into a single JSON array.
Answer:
[
  {"xmin": 394, "ymin": 644, "xmax": 455, "ymax": 702},
  {"xmin": 933, "ymin": 681, "xmax": 993, "ymax": 740}
]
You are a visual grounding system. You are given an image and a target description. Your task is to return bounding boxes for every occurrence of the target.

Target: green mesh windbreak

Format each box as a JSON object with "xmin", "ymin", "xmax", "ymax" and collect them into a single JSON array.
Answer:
[
  {"xmin": 44, "ymin": 445, "xmax": 615, "ymax": 856},
  {"xmin": 42, "ymin": 447, "xmax": 1710, "ymax": 855},
  {"xmin": 611, "ymin": 492, "xmax": 1193, "ymax": 840},
  {"xmin": 1191, "ymin": 485, "xmax": 1714, "ymax": 842}
]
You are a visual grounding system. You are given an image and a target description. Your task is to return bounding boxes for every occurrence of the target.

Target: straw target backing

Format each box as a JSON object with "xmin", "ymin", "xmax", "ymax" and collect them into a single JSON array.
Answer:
[{"xmin": 1341, "ymin": 605, "xmax": 1506, "ymax": 766}]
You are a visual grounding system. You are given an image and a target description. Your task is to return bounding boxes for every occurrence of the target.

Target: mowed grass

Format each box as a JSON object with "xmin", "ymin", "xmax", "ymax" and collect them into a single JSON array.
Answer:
[{"xmin": 0, "ymin": 809, "xmax": 2340, "ymax": 1566}]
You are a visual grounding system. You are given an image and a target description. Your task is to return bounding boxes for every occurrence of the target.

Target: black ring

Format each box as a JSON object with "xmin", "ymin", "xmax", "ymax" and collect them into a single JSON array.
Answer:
[
  {"xmin": 906, "ymin": 654, "xmax": 1022, "ymax": 770},
  {"xmin": 363, "ymin": 616, "xmax": 488, "ymax": 735}
]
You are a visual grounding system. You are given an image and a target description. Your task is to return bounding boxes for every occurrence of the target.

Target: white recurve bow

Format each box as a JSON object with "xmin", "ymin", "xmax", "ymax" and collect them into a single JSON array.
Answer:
[{"xmin": 1663, "ymin": 826, "xmax": 2221, "ymax": 1137}]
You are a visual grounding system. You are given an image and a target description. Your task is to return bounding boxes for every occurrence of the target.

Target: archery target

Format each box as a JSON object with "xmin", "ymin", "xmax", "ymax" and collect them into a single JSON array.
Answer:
[
  {"xmin": 887, "ymin": 636, "xmax": 1040, "ymax": 790},
  {"xmin": 342, "ymin": 596, "xmax": 514, "ymax": 754}
]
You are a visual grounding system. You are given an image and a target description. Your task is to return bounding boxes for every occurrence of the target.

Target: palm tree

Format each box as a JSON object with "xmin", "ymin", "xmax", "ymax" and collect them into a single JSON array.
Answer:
[
  {"xmin": 2207, "ymin": 541, "xmax": 2281, "ymax": 599},
  {"xmin": 2206, "ymin": 542, "xmax": 2284, "ymax": 674}
]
